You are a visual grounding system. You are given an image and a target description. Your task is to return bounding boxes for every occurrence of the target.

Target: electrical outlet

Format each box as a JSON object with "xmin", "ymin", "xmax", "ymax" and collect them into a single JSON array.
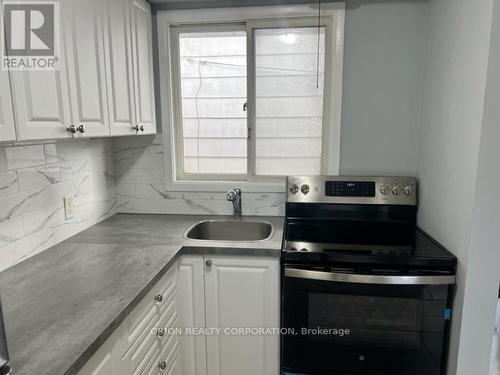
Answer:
[{"xmin": 63, "ymin": 196, "xmax": 74, "ymax": 220}]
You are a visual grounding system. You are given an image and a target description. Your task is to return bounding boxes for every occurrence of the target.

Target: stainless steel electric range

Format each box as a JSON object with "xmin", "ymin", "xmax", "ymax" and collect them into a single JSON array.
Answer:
[{"xmin": 281, "ymin": 176, "xmax": 457, "ymax": 375}]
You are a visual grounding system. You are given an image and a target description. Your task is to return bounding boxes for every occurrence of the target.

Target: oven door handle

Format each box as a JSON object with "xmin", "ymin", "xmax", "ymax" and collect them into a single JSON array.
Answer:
[{"xmin": 285, "ymin": 268, "xmax": 456, "ymax": 285}]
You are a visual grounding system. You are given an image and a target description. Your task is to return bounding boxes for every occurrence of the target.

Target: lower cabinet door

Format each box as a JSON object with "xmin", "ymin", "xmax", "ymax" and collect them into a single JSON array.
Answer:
[
  {"xmin": 178, "ymin": 256, "xmax": 207, "ymax": 375},
  {"xmin": 204, "ymin": 256, "xmax": 280, "ymax": 375}
]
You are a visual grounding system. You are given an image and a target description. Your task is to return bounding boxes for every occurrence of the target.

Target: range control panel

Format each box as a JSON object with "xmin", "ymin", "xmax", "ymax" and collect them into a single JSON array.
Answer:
[
  {"xmin": 286, "ymin": 176, "xmax": 417, "ymax": 206},
  {"xmin": 325, "ymin": 181, "xmax": 376, "ymax": 197}
]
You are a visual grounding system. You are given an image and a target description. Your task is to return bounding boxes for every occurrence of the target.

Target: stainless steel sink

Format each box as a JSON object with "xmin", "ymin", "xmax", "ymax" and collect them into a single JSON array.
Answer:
[{"xmin": 185, "ymin": 220, "xmax": 273, "ymax": 242}]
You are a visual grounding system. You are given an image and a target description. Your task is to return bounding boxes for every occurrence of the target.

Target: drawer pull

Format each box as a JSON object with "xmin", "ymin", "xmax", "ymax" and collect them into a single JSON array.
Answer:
[
  {"xmin": 158, "ymin": 361, "xmax": 167, "ymax": 370},
  {"xmin": 157, "ymin": 329, "xmax": 165, "ymax": 337},
  {"xmin": 154, "ymin": 294, "xmax": 163, "ymax": 303}
]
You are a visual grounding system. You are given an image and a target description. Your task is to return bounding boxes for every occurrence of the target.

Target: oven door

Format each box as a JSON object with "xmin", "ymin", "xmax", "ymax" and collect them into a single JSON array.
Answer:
[{"xmin": 282, "ymin": 267, "xmax": 455, "ymax": 375}]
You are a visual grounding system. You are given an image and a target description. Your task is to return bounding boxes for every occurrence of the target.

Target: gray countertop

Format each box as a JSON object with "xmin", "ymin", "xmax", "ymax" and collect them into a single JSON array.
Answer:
[{"xmin": 0, "ymin": 214, "xmax": 283, "ymax": 375}]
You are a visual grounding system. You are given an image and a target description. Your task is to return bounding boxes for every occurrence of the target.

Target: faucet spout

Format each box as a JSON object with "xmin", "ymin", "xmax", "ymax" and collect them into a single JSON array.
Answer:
[{"xmin": 226, "ymin": 188, "xmax": 242, "ymax": 220}]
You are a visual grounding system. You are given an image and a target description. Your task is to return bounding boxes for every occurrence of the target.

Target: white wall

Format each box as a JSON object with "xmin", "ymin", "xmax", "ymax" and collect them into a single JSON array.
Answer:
[
  {"xmin": 340, "ymin": 0, "xmax": 427, "ymax": 175},
  {"xmin": 456, "ymin": 0, "xmax": 500, "ymax": 372},
  {"xmin": 416, "ymin": 0, "xmax": 495, "ymax": 373}
]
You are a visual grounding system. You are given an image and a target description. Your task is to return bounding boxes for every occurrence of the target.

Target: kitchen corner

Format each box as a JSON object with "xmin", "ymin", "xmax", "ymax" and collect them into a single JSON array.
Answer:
[{"xmin": 0, "ymin": 214, "xmax": 283, "ymax": 375}]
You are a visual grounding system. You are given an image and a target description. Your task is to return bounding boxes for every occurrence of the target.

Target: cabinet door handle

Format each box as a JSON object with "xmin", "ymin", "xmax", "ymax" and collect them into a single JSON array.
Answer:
[
  {"xmin": 67, "ymin": 125, "xmax": 77, "ymax": 134},
  {"xmin": 154, "ymin": 294, "xmax": 163, "ymax": 303},
  {"xmin": 158, "ymin": 361, "xmax": 167, "ymax": 370},
  {"xmin": 132, "ymin": 125, "xmax": 144, "ymax": 132},
  {"xmin": 77, "ymin": 125, "xmax": 85, "ymax": 134},
  {"xmin": 205, "ymin": 260, "xmax": 212, "ymax": 267}
]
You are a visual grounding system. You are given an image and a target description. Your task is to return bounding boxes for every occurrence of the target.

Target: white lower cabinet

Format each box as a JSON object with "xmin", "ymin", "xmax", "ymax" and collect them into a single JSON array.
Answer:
[
  {"xmin": 78, "ymin": 255, "xmax": 279, "ymax": 375},
  {"xmin": 177, "ymin": 257, "xmax": 207, "ymax": 375},
  {"xmin": 76, "ymin": 322, "xmax": 129, "ymax": 375},
  {"xmin": 203, "ymin": 256, "xmax": 280, "ymax": 375}
]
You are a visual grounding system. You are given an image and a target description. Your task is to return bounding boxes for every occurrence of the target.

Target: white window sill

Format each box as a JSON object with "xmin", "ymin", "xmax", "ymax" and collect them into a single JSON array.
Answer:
[{"xmin": 166, "ymin": 179, "xmax": 286, "ymax": 193}]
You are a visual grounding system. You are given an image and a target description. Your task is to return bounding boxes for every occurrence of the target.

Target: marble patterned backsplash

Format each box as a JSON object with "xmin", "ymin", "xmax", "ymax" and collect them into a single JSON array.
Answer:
[
  {"xmin": 0, "ymin": 134, "xmax": 285, "ymax": 272},
  {"xmin": 113, "ymin": 135, "xmax": 286, "ymax": 217},
  {"xmin": 0, "ymin": 139, "xmax": 116, "ymax": 272}
]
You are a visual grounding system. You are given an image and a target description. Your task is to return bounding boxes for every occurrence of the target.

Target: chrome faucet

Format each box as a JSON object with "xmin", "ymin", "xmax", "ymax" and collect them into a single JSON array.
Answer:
[{"xmin": 226, "ymin": 188, "xmax": 242, "ymax": 220}]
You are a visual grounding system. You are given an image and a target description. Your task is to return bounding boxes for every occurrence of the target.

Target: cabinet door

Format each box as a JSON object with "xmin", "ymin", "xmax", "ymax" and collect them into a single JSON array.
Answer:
[
  {"xmin": 8, "ymin": 3, "xmax": 72, "ymax": 142},
  {"xmin": 104, "ymin": 0, "xmax": 136, "ymax": 136},
  {"xmin": 130, "ymin": 0, "xmax": 156, "ymax": 135},
  {"xmin": 204, "ymin": 256, "xmax": 280, "ymax": 375},
  {"xmin": 64, "ymin": 0, "xmax": 109, "ymax": 137},
  {"xmin": 178, "ymin": 257, "xmax": 207, "ymax": 375},
  {"xmin": 0, "ymin": 71, "xmax": 16, "ymax": 142},
  {"xmin": 0, "ymin": 2, "xmax": 16, "ymax": 142}
]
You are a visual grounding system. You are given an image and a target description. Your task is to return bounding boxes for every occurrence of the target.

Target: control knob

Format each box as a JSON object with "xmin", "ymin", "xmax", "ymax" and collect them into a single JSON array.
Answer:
[
  {"xmin": 391, "ymin": 185, "xmax": 401, "ymax": 195},
  {"xmin": 379, "ymin": 184, "xmax": 390, "ymax": 195},
  {"xmin": 300, "ymin": 184, "xmax": 310, "ymax": 195},
  {"xmin": 403, "ymin": 185, "xmax": 413, "ymax": 195},
  {"xmin": 289, "ymin": 184, "xmax": 299, "ymax": 194}
]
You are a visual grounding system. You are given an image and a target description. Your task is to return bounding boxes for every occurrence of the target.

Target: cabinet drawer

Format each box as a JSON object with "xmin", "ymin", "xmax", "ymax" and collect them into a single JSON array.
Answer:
[
  {"xmin": 140, "ymin": 334, "xmax": 179, "ymax": 375},
  {"xmin": 139, "ymin": 346, "xmax": 162, "ymax": 375},
  {"xmin": 153, "ymin": 269, "xmax": 177, "ymax": 313},
  {"xmin": 124, "ymin": 301, "xmax": 157, "ymax": 357},
  {"xmin": 125, "ymin": 266, "xmax": 177, "ymax": 351},
  {"xmin": 130, "ymin": 329, "xmax": 159, "ymax": 375},
  {"xmin": 165, "ymin": 346, "xmax": 183, "ymax": 375},
  {"xmin": 156, "ymin": 293, "xmax": 178, "ymax": 346},
  {"xmin": 157, "ymin": 334, "xmax": 180, "ymax": 375}
]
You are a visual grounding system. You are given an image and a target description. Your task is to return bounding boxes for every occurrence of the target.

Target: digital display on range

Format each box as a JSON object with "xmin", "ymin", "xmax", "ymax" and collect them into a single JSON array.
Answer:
[{"xmin": 325, "ymin": 181, "xmax": 376, "ymax": 197}]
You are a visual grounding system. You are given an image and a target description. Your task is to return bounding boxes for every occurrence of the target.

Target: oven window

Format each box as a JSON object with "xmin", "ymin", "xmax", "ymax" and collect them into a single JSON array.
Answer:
[
  {"xmin": 309, "ymin": 293, "xmax": 423, "ymax": 348},
  {"xmin": 282, "ymin": 277, "xmax": 451, "ymax": 375}
]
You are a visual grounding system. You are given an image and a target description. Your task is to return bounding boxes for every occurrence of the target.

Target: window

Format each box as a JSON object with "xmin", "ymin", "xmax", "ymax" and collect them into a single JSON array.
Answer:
[
  {"xmin": 177, "ymin": 29, "xmax": 248, "ymax": 176},
  {"xmin": 254, "ymin": 27, "xmax": 325, "ymax": 176},
  {"xmin": 160, "ymin": 5, "xmax": 344, "ymax": 191}
]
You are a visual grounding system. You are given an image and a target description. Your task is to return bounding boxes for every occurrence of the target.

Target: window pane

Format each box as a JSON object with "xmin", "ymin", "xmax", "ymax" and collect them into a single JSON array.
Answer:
[
  {"xmin": 255, "ymin": 27, "xmax": 326, "ymax": 176},
  {"xmin": 179, "ymin": 31, "xmax": 247, "ymax": 175}
]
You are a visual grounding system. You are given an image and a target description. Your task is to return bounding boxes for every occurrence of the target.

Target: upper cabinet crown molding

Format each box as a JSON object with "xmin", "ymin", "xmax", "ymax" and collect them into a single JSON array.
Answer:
[{"xmin": 4, "ymin": 0, "xmax": 157, "ymax": 142}]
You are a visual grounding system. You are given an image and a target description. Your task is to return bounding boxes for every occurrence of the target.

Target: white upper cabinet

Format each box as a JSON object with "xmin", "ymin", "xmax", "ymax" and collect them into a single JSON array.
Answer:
[
  {"xmin": 7, "ymin": 0, "xmax": 156, "ymax": 141},
  {"xmin": 10, "ymin": 68, "xmax": 72, "ymax": 141},
  {"xmin": 131, "ymin": 0, "xmax": 156, "ymax": 135},
  {"xmin": 63, "ymin": 0, "xmax": 109, "ymax": 137},
  {"xmin": 0, "ymin": 3, "xmax": 16, "ymax": 142},
  {"xmin": 8, "ymin": 16, "xmax": 72, "ymax": 142},
  {"xmin": 104, "ymin": 0, "xmax": 137, "ymax": 136},
  {"xmin": 0, "ymin": 70, "xmax": 16, "ymax": 142}
]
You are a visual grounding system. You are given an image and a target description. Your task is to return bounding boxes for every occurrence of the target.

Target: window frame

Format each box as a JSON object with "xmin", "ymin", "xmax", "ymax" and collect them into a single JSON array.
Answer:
[{"xmin": 157, "ymin": 4, "xmax": 345, "ymax": 192}]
